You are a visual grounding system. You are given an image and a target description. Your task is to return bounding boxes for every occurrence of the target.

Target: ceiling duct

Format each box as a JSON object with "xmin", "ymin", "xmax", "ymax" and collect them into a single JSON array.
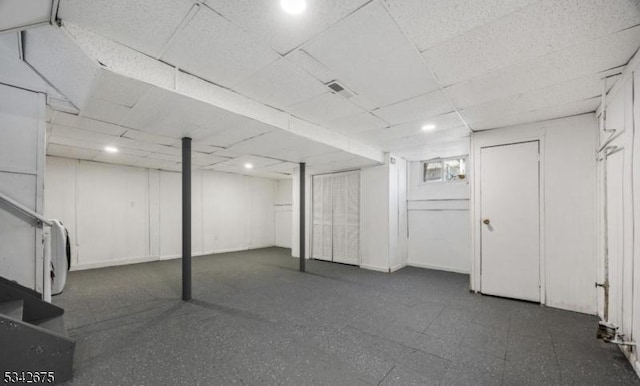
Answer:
[{"xmin": 325, "ymin": 80, "xmax": 355, "ymax": 99}]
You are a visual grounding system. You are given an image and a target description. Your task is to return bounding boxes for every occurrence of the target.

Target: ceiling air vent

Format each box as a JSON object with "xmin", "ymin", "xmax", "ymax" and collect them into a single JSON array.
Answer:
[{"xmin": 326, "ymin": 80, "xmax": 354, "ymax": 99}]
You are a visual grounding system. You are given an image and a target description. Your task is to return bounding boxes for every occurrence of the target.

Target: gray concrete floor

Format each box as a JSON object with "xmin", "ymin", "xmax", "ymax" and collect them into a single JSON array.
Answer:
[{"xmin": 56, "ymin": 247, "xmax": 639, "ymax": 385}]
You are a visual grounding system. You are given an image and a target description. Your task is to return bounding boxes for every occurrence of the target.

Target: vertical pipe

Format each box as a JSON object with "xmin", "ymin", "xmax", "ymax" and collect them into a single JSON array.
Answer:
[
  {"xmin": 300, "ymin": 163, "xmax": 306, "ymax": 272},
  {"xmin": 182, "ymin": 137, "xmax": 192, "ymax": 301},
  {"xmin": 603, "ymin": 149, "xmax": 609, "ymax": 322}
]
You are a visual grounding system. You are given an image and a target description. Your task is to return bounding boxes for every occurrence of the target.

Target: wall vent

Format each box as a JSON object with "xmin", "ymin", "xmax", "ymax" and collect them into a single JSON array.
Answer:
[{"xmin": 325, "ymin": 80, "xmax": 354, "ymax": 99}]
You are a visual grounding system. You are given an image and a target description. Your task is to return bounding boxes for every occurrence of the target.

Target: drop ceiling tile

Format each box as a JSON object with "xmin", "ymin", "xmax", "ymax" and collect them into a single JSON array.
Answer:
[
  {"xmin": 122, "ymin": 129, "xmax": 179, "ymax": 146},
  {"xmin": 245, "ymin": 170, "xmax": 287, "ymax": 179},
  {"xmin": 304, "ymin": 1, "xmax": 440, "ymax": 108},
  {"xmin": 446, "ymin": 25, "xmax": 640, "ymax": 109},
  {"xmin": 354, "ymin": 112, "xmax": 467, "ymax": 145},
  {"xmin": 50, "ymin": 124, "xmax": 119, "ymax": 144},
  {"xmin": 92, "ymin": 152, "xmax": 150, "ymax": 168},
  {"xmin": 381, "ymin": 126, "xmax": 471, "ymax": 150},
  {"xmin": 278, "ymin": 141, "xmax": 340, "ymax": 162},
  {"xmin": 114, "ymin": 137, "xmax": 181, "ymax": 155},
  {"xmin": 288, "ymin": 92, "xmax": 363, "ymax": 125},
  {"xmin": 49, "ymin": 130, "xmax": 155, "ymax": 158},
  {"xmin": 122, "ymin": 87, "xmax": 243, "ymax": 140},
  {"xmin": 203, "ymin": 0, "xmax": 369, "ymax": 54},
  {"xmin": 200, "ymin": 119, "xmax": 275, "ymax": 148},
  {"xmin": 262, "ymin": 161, "xmax": 297, "ymax": 174},
  {"xmin": 213, "ymin": 155, "xmax": 281, "ymax": 169},
  {"xmin": 91, "ymin": 70, "xmax": 152, "ymax": 108},
  {"xmin": 372, "ymin": 90, "xmax": 454, "ymax": 125},
  {"xmin": 311, "ymin": 156, "xmax": 379, "ymax": 173},
  {"xmin": 233, "ymin": 58, "xmax": 327, "ymax": 110},
  {"xmin": 190, "ymin": 144, "xmax": 225, "ymax": 154},
  {"xmin": 59, "ymin": 0, "xmax": 196, "ymax": 56},
  {"xmin": 53, "ymin": 111, "xmax": 127, "ymax": 136},
  {"xmin": 62, "ymin": 22, "xmax": 176, "ymax": 90},
  {"xmin": 327, "ymin": 112, "xmax": 389, "ymax": 134},
  {"xmin": 285, "ymin": 49, "xmax": 336, "ymax": 83},
  {"xmin": 460, "ymin": 73, "xmax": 605, "ymax": 129},
  {"xmin": 48, "ymin": 135, "xmax": 103, "ymax": 151},
  {"xmin": 81, "ymin": 98, "xmax": 131, "ymax": 124},
  {"xmin": 210, "ymin": 148, "xmax": 244, "ymax": 159},
  {"xmin": 132, "ymin": 157, "xmax": 182, "ymax": 171},
  {"xmin": 24, "ymin": 26, "xmax": 101, "ymax": 109},
  {"xmin": 393, "ymin": 138, "xmax": 470, "ymax": 160},
  {"xmin": 225, "ymin": 130, "xmax": 300, "ymax": 156},
  {"xmin": 162, "ymin": 6, "xmax": 280, "ymax": 88},
  {"xmin": 147, "ymin": 153, "xmax": 181, "ymax": 163},
  {"xmin": 191, "ymin": 152, "xmax": 227, "ymax": 167},
  {"xmin": 466, "ymin": 97, "xmax": 600, "ymax": 131},
  {"xmin": 47, "ymin": 143, "xmax": 100, "ymax": 160},
  {"xmin": 302, "ymin": 151, "xmax": 357, "ymax": 166},
  {"xmin": 385, "ymin": 0, "xmax": 539, "ymax": 51},
  {"xmin": 422, "ymin": 0, "xmax": 640, "ymax": 85}
]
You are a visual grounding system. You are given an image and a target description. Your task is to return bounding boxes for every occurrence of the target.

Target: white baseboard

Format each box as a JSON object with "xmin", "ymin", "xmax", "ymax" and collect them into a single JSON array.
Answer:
[
  {"xmin": 390, "ymin": 263, "xmax": 407, "ymax": 273},
  {"xmin": 407, "ymin": 261, "xmax": 470, "ymax": 274},
  {"xmin": 71, "ymin": 245, "xmax": 278, "ymax": 271},
  {"xmin": 71, "ymin": 256, "xmax": 158, "ymax": 271},
  {"xmin": 621, "ymin": 346, "xmax": 640, "ymax": 380},
  {"xmin": 360, "ymin": 264, "xmax": 389, "ymax": 273}
]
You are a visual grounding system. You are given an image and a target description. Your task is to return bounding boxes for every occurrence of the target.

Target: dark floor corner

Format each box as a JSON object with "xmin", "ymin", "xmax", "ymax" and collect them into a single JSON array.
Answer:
[{"xmin": 55, "ymin": 247, "xmax": 639, "ymax": 385}]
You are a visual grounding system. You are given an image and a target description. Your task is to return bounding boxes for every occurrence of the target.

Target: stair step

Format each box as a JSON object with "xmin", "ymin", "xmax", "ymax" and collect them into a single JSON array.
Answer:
[
  {"xmin": 33, "ymin": 315, "xmax": 67, "ymax": 337},
  {"xmin": 0, "ymin": 299, "xmax": 23, "ymax": 320}
]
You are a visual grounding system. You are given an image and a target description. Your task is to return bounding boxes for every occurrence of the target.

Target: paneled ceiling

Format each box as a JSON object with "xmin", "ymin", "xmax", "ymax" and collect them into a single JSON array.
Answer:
[{"xmin": 4, "ymin": 0, "xmax": 640, "ymax": 173}]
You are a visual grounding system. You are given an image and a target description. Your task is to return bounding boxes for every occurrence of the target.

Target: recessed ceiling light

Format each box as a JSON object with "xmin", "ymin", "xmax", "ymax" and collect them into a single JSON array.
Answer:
[
  {"xmin": 104, "ymin": 146, "xmax": 118, "ymax": 153},
  {"xmin": 244, "ymin": 163, "xmax": 254, "ymax": 169},
  {"xmin": 281, "ymin": 0, "xmax": 306, "ymax": 15},
  {"xmin": 421, "ymin": 124, "xmax": 436, "ymax": 131}
]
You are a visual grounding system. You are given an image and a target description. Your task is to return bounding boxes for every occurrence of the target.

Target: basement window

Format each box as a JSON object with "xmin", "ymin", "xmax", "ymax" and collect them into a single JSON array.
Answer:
[{"xmin": 422, "ymin": 156, "xmax": 467, "ymax": 183}]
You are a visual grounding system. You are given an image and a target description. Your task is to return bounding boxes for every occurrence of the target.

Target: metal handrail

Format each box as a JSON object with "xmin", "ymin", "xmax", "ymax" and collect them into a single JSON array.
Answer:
[
  {"xmin": 0, "ymin": 191, "xmax": 52, "ymax": 226},
  {"xmin": 0, "ymin": 190, "xmax": 53, "ymax": 302}
]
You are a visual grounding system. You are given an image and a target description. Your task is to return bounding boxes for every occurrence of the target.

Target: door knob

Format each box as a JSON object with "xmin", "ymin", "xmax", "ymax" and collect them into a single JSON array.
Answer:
[{"xmin": 483, "ymin": 219, "xmax": 490, "ymax": 225}]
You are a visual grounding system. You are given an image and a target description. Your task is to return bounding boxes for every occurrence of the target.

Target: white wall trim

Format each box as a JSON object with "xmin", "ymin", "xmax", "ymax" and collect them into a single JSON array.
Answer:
[
  {"xmin": 389, "ymin": 263, "xmax": 407, "ymax": 273},
  {"xmin": 72, "ymin": 244, "xmax": 279, "ymax": 270},
  {"xmin": 408, "ymin": 261, "xmax": 471, "ymax": 274},
  {"xmin": 620, "ymin": 347, "xmax": 640, "ymax": 380},
  {"xmin": 71, "ymin": 255, "xmax": 158, "ymax": 271},
  {"xmin": 359, "ymin": 264, "xmax": 389, "ymax": 273}
]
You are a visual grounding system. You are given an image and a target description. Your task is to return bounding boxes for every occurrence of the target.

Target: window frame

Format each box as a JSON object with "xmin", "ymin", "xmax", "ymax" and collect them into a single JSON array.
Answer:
[{"xmin": 421, "ymin": 155, "xmax": 468, "ymax": 184}]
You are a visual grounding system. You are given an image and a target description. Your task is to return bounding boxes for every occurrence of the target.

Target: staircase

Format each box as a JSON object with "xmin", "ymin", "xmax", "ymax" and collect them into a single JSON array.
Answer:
[{"xmin": 0, "ymin": 276, "xmax": 75, "ymax": 383}]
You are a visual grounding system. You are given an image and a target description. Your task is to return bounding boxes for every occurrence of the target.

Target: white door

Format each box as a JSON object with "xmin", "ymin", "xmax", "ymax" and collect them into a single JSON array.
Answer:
[
  {"xmin": 311, "ymin": 171, "xmax": 360, "ymax": 265},
  {"xmin": 332, "ymin": 172, "xmax": 360, "ymax": 265},
  {"xmin": 481, "ymin": 141, "xmax": 540, "ymax": 302},
  {"xmin": 312, "ymin": 175, "xmax": 333, "ymax": 261}
]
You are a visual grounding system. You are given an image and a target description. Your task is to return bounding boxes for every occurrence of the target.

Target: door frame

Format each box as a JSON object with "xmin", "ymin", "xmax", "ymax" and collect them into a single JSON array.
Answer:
[{"xmin": 470, "ymin": 131, "xmax": 546, "ymax": 305}]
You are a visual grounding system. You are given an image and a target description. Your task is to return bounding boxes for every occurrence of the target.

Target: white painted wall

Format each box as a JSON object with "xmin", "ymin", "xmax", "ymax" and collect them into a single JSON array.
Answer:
[
  {"xmin": 388, "ymin": 156, "xmax": 408, "ymax": 272},
  {"xmin": 407, "ymin": 154, "xmax": 471, "ymax": 274},
  {"xmin": 470, "ymin": 113, "xmax": 597, "ymax": 314},
  {"xmin": 0, "ymin": 84, "xmax": 45, "ymax": 290},
  {"xmin": 45, "ymin": 157, "xmax": 277, "ymax": 269},
  {"xmin": 275, "ymin": 179, "xmax": 292, "ymax": 248},
  {"xmin": 360, "ymin": 164, "xmax": 389, "ymax": 271}
]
